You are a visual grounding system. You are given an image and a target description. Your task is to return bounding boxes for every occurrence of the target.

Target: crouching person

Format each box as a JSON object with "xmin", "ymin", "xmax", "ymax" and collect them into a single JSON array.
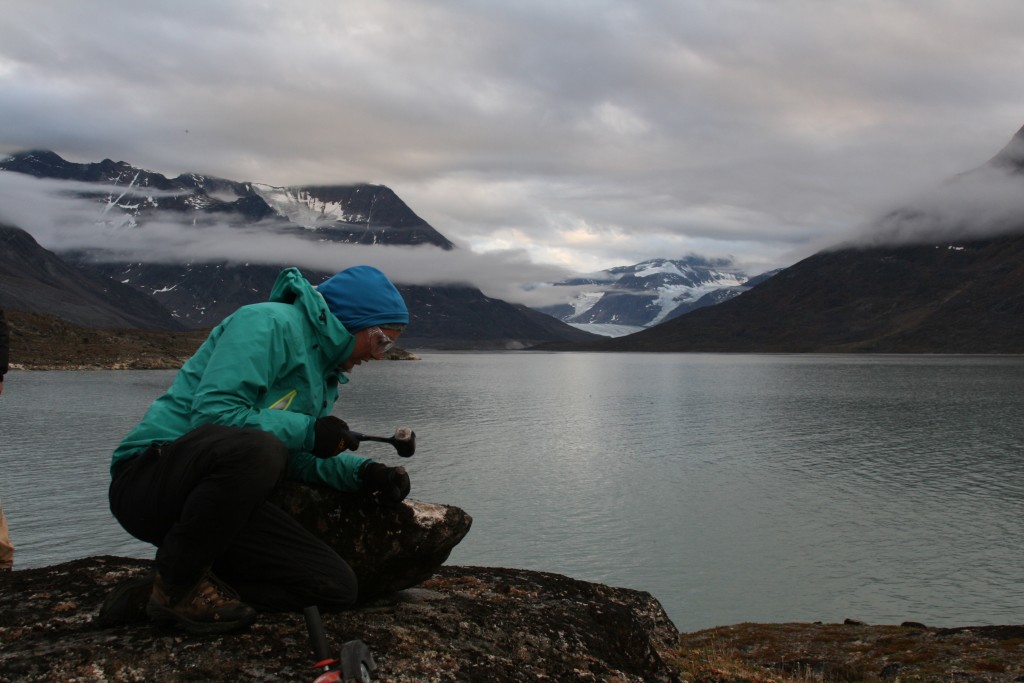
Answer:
[{"xmin": 105, "ymin": 266, "xmax": 412, "ymax": 634}]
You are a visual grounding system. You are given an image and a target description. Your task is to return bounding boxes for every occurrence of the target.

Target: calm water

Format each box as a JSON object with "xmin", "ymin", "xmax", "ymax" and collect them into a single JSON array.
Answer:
[{"xmin": 1, "ymin": 353, "xmax": 1022, "ymax": 632}]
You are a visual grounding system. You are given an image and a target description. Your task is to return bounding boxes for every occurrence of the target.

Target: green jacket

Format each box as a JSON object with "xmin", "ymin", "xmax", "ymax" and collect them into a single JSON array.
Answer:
[{"xmin": 111, "ymin": 268, "xmax": 370, "ymax": 491}]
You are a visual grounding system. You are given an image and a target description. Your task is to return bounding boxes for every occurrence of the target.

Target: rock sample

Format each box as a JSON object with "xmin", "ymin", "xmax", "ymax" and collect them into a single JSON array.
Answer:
[
  {"xmin": 0, "ymin": 556, "xmax": 682, "ymax": 682},
  {"xmin": 268, "ymin": 481, "xmax": 472, "ymax": 600}
]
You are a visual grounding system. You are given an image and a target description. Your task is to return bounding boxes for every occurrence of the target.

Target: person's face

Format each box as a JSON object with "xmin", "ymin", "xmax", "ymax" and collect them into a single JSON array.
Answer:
[{"xmin": 340, "ymin": 326, "xmax": 401, "ymax": 372}]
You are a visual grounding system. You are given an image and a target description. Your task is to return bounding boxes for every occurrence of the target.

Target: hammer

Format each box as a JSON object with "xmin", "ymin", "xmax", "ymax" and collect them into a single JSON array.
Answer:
[{"xmin": 346, "ymin": 427, "xmax": 416, "ymax": 458}]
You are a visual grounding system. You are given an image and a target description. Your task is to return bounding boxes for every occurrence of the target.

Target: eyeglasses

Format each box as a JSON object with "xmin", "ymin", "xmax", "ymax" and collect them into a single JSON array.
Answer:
[{"xmin": 367, "ymin": 327, "xmax": 396, "ymax": 359}]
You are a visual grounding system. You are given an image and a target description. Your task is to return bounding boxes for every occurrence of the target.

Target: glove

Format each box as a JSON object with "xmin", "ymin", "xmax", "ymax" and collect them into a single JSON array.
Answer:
[
  {"xmin": 360, "ymin": 462, "xmax": 411, "ymax": 504},
  {"xmin": 312, "ymin": 417, "xmax": 359, "ymax": 458}
]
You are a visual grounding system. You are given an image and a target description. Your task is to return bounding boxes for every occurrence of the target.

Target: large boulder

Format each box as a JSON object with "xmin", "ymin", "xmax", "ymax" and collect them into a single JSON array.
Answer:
[{"xmin": 268, "ymin": 481, "xmax": 472, "ymax": 600}]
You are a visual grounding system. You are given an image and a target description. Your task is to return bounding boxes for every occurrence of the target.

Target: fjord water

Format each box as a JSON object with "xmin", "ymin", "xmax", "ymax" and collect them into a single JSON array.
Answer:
[{"xmin": 2, "ymin": 353, "xmax": 1022, "ymax": 632}]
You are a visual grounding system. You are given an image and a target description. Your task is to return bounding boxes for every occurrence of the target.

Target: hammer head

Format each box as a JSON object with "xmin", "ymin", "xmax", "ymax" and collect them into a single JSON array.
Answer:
[{"xmin": 392, "ymin": 428, "xmax": 416, "ymax": 457}]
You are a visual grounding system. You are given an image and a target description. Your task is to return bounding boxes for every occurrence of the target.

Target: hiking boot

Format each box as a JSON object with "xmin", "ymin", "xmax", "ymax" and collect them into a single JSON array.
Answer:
[
  {"xmin": 146, "ymin": 571, "xmax": 257, "ymax": 634},
  {"xmin": 96, "ymin": 572, "xmax": 155, "ymax": 626}
]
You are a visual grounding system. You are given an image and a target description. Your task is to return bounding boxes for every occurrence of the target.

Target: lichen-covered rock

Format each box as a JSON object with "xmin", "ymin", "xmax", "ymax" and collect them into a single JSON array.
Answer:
[
  {"xmin": 0, "ymin": 556, "xmax": 682, "ymax": 682},
  {"xmin": 268, "ymin": 482, "xmax": 472, "ymax": 600}
]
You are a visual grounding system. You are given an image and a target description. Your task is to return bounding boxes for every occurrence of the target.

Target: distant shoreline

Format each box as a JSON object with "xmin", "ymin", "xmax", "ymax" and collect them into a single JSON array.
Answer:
[{"xmin": 3, "ymin": 308, "xmax": 418, "ymax": 371}]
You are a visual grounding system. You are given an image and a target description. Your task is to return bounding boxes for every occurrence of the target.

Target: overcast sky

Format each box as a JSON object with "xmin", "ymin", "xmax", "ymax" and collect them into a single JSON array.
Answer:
[{"xmin": 3, "ymin": 1, "xmax": 1024, "ymax": 294}]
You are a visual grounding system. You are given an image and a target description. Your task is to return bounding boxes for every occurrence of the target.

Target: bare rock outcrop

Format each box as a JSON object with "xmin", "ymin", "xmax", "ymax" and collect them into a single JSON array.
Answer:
[
  {"xmin": 0, "ymin": 556, "xmax": 682, "ymax": 682},
  {"xmin": 0, "ymin": 488, "xmax": 680, "ymax": 680}
]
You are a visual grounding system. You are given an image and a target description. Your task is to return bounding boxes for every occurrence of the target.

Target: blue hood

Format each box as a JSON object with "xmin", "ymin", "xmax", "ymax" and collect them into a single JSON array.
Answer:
[{"xmin": 317, "ymin": 265, "xmax": 409, "ymax": 332}]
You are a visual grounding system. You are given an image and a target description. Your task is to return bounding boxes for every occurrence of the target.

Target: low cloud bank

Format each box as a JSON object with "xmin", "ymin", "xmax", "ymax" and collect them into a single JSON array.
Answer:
[{"xmin": 0, "ymin": 172, "xmax": 575, "ymax": 307}]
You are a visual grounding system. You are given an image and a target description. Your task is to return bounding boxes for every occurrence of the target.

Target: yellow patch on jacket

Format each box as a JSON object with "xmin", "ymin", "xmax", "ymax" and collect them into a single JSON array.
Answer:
[{"xmin": 267, "ymin": 389, "xmax": 297, "ymax": 411}]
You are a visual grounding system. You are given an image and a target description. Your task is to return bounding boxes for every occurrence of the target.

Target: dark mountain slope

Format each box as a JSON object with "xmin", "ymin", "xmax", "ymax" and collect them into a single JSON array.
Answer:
[
  {"xmin": 0, "ymin": 224, "xmax": 183, "ymax": 330},
  {"xmin": 398, "ymin": 285, "xmax": 601, "ymax": 349},
  {"xmin": 82, "ymin": 260, "xmax": 306, "ymax": 330}
]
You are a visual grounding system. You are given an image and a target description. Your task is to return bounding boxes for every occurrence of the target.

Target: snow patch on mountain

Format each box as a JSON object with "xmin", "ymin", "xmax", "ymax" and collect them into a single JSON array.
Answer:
[
  {"xmin": 647, "ymin": 272, "xmax": 746, "ymax": 325},
  {"xmin": 535, "ymin": 257, "xmax": 755, "ymax": 329},
  {"xmin": 252, "ymin": 184, "xmax": 369, "ymax": 229},
  {"xmin": 571, "ymin": 291, "xmax": 605, "ymax": 317}
]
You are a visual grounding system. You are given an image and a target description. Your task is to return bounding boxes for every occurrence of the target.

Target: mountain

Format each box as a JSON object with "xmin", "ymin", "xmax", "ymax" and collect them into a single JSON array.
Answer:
[
  {"xmin": 0, "ymin": 223, "xmax": 183, "ymax": 330},
  {"xmin": 534, "ymin": 257, "xmax": 771, "ymax": 336},
  {"xmin": 0, "ymin": 151, "xmax": 599, "ymax": 349},
  {"xmin": 534, "ymin": 126, "xmax": 1024, "ymax": 354},
  {"xmin": 396, "ymin": 284, "xmax": 605, "ymax": 349},
  {"xmin": 0, "ymin": 150, "xmax": 456, "ymax": 249},
  {"xmin": 541, "ymin": 234, "xmax": 1024, "ymax": 353}
]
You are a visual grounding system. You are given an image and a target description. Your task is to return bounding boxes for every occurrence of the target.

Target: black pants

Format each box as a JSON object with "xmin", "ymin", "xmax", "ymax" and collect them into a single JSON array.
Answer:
[{"xmin": 109, "ymin": 424, "xmax": 358, "ymax": 612}]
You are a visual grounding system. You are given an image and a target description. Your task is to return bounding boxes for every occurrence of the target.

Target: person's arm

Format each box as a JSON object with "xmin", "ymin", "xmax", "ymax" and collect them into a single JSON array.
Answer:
[
  {"xmin": 288, "ymin": 451, "xmax": 410, "ymax": 501},
  {"xmin": 287, "ymin": 450, "xmax": 370, "ymax": 492}
]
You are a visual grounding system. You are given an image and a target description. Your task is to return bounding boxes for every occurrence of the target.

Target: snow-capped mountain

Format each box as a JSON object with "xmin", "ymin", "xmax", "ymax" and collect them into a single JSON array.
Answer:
[
  {"xmin": 536, "ymin": 257, "xmax": 774, "ymax": 336},
  {"xmin": 1, "ymin": 150, "xmax": 455, "ymax": 250}
]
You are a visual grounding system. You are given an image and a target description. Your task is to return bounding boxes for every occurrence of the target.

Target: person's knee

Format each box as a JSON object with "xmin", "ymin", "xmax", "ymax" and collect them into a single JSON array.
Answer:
[
  {"xmin": 307, "ymin": 556, "xmax": 359, "ymax": 611},
  {"xmin": 226, "ymin": 566, "xmax": 358, "ymax": 613}
]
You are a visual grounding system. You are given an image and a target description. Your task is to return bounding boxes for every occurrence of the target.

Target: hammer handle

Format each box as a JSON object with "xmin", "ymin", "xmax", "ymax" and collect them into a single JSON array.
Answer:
[{"xmin": 350, "ymin": 432, "xmax": 393, "ymax": 445}]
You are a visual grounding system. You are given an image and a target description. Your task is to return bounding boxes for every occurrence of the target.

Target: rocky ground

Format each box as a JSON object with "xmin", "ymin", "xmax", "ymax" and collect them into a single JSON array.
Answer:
[
  {"xmin": 2, "ymin": 557, "xmax": 1022, "ymax": 682},
  {"xmin": 0, "ymin": 556, "xmax": 680, "ymax": 682},
  {"xmin": 672, "ymin": 621, "xmax": 1024, "ymax": 683},
  {"xmin": 5, "ymin": 310, "xmax": 208, "ymax": 370}
]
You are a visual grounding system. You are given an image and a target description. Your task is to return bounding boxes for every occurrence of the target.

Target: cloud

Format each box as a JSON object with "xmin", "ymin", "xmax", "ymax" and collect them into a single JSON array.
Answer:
[
  {"xmin": 3, "ymin": 1, "xmax": 1024, "ymax": 277},
  {"xmin": 0, "ymin": 171, "xmax": 572, "ymax": 305},
  {"xmin": 834, "ymin": 162, "xmax": 1024, "ymax": 249}
]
